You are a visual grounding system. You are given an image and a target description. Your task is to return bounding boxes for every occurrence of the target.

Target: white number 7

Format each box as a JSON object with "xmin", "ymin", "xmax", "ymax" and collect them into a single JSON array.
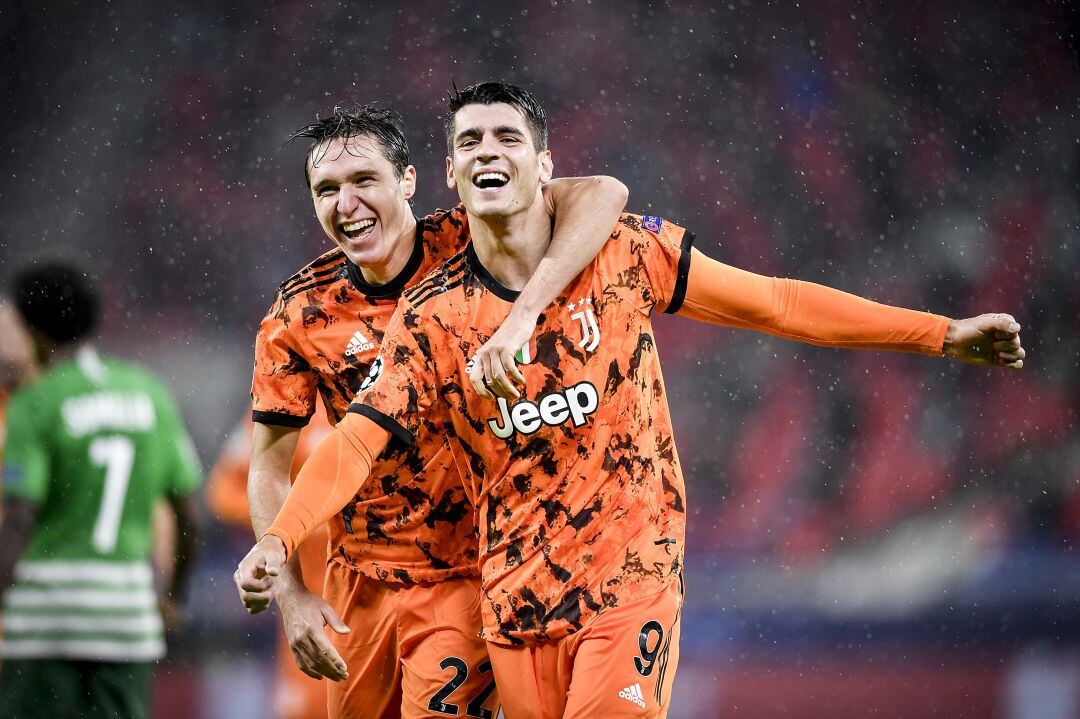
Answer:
[{"xmin": 88, "ymin": 436, "xmax": 135, "ymax": 553}]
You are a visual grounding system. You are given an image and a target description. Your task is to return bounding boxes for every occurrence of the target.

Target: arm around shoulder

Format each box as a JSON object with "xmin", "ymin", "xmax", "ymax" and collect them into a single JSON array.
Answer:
[{"xmin": 471, "ymin": 175, "xmax": 629, "ymax": 400}]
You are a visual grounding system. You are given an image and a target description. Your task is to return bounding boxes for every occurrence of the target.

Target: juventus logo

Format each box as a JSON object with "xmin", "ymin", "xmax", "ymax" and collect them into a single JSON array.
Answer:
[{"xmin": 568, "ymin": 297, "xmax": 600, "ymax": 352}]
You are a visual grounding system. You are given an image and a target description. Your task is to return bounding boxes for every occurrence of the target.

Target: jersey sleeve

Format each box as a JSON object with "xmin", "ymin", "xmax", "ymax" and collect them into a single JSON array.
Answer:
[
  {"xmin": 251, "ymin": 293, "xmax": 318, "ymax": 428},
  {"xmin": 641, "ymin": 216, "xmax": 694, "ymax": 314},
  {"xmin": 676, "ymin": 249, "xmax": 950, "ymax": 355},
  {"xmin": 1, "ymin": 390, "xmax": 50, "ymax": 503},
  {"xmin": 346, "ymin": 303, "xmax": 439, "ymax": 446},
  {"xmin": 604, "ymin": 214, "xmax": 694, "ymax": 314},
  {"xmin": 153, "ymin": 385, "xmax": 202, "ymax": 498}
]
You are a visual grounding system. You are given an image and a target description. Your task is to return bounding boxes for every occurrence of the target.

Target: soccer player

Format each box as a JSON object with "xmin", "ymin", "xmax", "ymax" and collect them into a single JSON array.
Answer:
[
  {"xmin": 0, "ymin": 262, "xmax": 202, "ymax": 719},
  {"xmin": 235, "ymin": 104, "xmax": 627, "ymax": 717},
  {"xmin": 239, "ymin": 83, "xmax": 1025, "ymax": 719}
]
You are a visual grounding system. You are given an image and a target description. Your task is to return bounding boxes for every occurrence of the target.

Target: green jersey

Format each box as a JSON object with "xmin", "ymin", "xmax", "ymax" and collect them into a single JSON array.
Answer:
[{"xmin": 1, "ymin": 346, "xmax": 200, "ymax": 662}]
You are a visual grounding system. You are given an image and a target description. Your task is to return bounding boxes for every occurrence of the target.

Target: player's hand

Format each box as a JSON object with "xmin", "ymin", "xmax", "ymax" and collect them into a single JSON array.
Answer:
[
  {"xmin": 943, "ymin": 313, "xmax": 1025, "ymax": 369},
  {"xmin": 278, "ymin": 584, "xmax": 351, "ymax": 682},
  {"xmin": 233, "ymin": 535, "xmax": 286, "ymax": 614},
  {"xmin": 470, "ymin": 310, "xmax": 534, "ymax": 401}
]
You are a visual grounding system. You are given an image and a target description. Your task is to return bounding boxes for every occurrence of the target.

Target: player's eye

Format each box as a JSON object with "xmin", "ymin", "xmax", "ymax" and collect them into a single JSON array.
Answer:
[
  {"xmin": 458, "ymin": 139, "xmax": 479, "ymax": 149},
  {"xmin": 316, "ymin": 186, "xmax": 337, "ymax": 197},
  {"xmin": 501, "ymin": 137, "xmax": 520, "ymax": 145}
]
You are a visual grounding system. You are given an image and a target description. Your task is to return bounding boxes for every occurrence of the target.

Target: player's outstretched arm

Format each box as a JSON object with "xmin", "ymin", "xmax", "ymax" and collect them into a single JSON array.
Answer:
[
  {"xmin": 675, "ymin": 248, "xmax": 1026, "ymax": 368},
  {"xmin": 470, "ymin": 175, "xmax": 628, "ymax": 400}
]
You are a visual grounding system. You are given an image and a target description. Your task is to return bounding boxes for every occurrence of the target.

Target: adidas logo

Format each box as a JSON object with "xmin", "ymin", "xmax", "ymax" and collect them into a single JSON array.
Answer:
[
  {"xmin": 618, "ymin": 683, "xmax": 646, "ymax": 709},
  {"xmin": 345, "ymin": 330, "xmax": 375, "ymax": 356}
]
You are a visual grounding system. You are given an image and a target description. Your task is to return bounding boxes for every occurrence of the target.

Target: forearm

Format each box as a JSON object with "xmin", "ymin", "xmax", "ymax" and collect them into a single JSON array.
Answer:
[
  {"xmin": 518, "ymin": 176, "xmax": 628, "ymax": 317},
  {"xmin": 264, "ymin": 413, "xmax": 388, "ymax": 559},
  {"xmin": 678, "ymin": 249, "xmax": 949, "ymax": 354},
  {"xmin": 245, "ymin": 424, "xmax": 305, "ymax": 584},
  {"xmin": 167, "ymin": 497, "xmax": 200, "ymax": 601},
  {"xmin": 249, "ymin": 466, "xmax": 292, "ymax": 538}
]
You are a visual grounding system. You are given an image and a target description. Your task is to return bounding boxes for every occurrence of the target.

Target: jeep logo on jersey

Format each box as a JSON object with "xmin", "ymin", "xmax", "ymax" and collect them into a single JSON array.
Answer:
[
  {"xmin": 487, "ymin": 381, "xmax": 600, "ymax": 439},
  {"xmin": 358, "ymin": 357, "xmax": 383, "ymax": 392}
]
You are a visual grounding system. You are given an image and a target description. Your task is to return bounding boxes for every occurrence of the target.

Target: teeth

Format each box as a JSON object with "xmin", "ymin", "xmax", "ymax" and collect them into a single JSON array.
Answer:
[
  {"xmin": 474, "ymin": 172, "xmax": 509, "ymax": 186},
  {"xmin": 343, "ymin": 219, "xmax": 375, "ymax": 233}
]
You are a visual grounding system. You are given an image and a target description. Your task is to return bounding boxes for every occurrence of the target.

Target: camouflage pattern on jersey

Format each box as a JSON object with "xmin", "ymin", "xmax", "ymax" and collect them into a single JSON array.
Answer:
[
  {"xmin": 352, "ymin": 214, "xmax": 694, "ymax": 644},
  {"xmin": 252, "ymin": 206, "xmax": 478, "ymax": 583}
]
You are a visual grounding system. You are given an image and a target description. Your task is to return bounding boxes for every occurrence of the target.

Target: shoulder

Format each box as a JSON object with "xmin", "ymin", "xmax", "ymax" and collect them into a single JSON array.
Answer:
[
  {"xmin": 419, "ymin": 205, "xmax": 470, "ymax": 262},
  {"xmin": 403, "ymin": 247, "xmax": 470, "ymax": 312},
  {"xmin": 602, "ymin": 212, "xmax": 690, "ymax": 261},
  {"xmin": 421, "ymin": 204, "xmax": 469, "ymax": 238},
  {"xmin": 8, "ymin": 361, "xmax": 75, "ymax": 410},
  {"xmin": 6, "ymin": 376, "xmax": 46, "ymax": 416},
  {"xmin": 100, "ymin": 357, "xmax": 175, "ymax": 401},
  {"xmin": 276, "ymin": 247, "xmax": 350, "ymax": 305},
  {"xmin": 261, "ymin": 247, "xmax": 351, "ymax": 331}
]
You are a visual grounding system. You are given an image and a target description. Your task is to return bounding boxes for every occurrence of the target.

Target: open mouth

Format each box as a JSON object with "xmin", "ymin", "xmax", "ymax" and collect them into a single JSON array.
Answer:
[
  {"xmin": 473, "ymin": 172, "xmax": 510, "ymax": 189},
  {"xmin": 341, "ymin": 218, "xmax": 376, "ymax": 240}
]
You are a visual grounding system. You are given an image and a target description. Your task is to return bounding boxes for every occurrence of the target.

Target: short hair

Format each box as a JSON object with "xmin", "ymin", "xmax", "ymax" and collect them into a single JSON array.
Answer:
[
  {"xmin": 13, "ymin": 261, "xmax": 99, "ymax": 344},
  {"xmin": 289, "ymin": 104, "xmax": 411, "ymax": 187},
  {"xmin": 444, "ymin": 81, "xmax": 548, "ymax": 154}
]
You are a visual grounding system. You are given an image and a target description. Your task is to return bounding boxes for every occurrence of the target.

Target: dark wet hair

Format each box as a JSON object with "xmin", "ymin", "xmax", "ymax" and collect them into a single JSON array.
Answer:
[
  {"xmin": 13, "ymin": 261, "xmax": 99, "ymax": 344},
  {"xmin": 444, "ymin": 81, "xmax": 548, "ymax": 154},
  {"xmin": 289, "ymin": 104, "xmax": 411, "ymax": 186}
]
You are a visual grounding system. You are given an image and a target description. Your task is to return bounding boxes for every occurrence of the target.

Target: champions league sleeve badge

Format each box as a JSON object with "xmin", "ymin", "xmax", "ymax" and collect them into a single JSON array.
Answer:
[{"xmin": 641, "ymin": 215, "xmax": 664, "ymax": 234}]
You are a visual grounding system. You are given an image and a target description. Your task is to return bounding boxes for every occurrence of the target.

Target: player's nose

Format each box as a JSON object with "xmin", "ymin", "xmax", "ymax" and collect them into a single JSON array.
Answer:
[
  {"xmin": 337, "ymin": 185, "xmax": 362, "ymax": 215},
  {"xmin": 476, "ymin": 138, "xmax": 502, "ymax": 162}
]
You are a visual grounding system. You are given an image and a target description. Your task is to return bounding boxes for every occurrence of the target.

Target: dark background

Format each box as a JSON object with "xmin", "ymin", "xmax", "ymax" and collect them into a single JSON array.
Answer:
[{"xmin": 2, "ymin": 1, "xmax": 1078, "ymax": 717}]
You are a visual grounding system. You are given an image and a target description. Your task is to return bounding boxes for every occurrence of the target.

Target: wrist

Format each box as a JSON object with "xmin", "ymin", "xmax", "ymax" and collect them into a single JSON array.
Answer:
[
  {"xmin": 276, "ymin": 562, "xmax": 304, "ymax": 592},
  {"xmin": 942, "ymin": 319, "xmax": 959, "ymax": 357},
  {"xmin": 260, "ymin": 532, "xmax": 288, "ymax": 561},
  {"xmin": 506, "ymin": 302, "xmax": 541, "ymax": 327}
]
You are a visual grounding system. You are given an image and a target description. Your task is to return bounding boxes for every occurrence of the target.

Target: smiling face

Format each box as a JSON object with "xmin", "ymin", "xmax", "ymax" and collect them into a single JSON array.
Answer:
[
  {"xmin": 446, "ymin": 102, "xmax": 553, "ymax": 220},
  {"xmin": 308, "ymin": 134, "xmax": 417, "ymax": 269}
]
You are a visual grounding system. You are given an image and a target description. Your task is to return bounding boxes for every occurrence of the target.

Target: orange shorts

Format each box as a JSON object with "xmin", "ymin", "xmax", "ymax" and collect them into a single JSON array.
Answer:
[
  {"xmin": 487, "ymin": 576, "xmax": 683, "ymax": 719},
  {"xmin": 322, "ymin": 562, "xmax": 498, "ymax": 719}
]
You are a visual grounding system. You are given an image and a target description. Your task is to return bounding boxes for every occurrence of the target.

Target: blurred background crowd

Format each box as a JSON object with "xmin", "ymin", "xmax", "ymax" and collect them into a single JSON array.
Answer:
[{"xmin": 2, "ymin": 0, "xmax": 1078, "ymax": 716}]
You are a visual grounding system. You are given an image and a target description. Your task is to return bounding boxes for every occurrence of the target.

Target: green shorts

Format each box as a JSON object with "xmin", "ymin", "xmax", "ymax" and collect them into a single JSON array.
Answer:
[{"xmin": 0, "ymin": 658, "xmax": 151, "ymax": 719}]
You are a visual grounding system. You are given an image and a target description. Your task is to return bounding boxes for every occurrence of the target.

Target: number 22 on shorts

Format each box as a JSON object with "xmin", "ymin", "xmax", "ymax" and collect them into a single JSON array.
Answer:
[{"xmin": 428, "ymin": 657, "xmax": 497, "ymax": 718}]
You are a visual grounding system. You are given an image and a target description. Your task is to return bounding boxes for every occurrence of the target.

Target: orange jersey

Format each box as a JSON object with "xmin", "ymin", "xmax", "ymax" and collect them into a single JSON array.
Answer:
[
  {"xmin": 351, "ymin": 214, "xmax": 693, "ymax": 646},
  {"xmin": 251, "ymin": 206, "xmax": 479, "ymax": 584}
]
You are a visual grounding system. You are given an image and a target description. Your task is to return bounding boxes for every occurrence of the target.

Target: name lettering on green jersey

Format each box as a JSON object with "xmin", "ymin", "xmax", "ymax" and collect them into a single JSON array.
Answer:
[{"xmin": 61, "ymin": 392, "xmax": 156, "ymax": 437}]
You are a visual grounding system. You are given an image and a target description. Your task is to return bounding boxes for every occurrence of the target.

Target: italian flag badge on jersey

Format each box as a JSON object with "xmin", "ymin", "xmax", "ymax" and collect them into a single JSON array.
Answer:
[{"xmin": 515, "ymin": 339, "xmax": 536, "ymax": 364}]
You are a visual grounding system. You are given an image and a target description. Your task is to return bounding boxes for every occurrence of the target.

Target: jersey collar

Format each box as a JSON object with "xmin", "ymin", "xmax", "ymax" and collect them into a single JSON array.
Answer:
[
  {"xmin": 345, "ymin": 217, "xmax": 427, "ymax": 298},
  {"xmin": 465, "ymin": 242, "xmax": 520, "ymax": 303}
]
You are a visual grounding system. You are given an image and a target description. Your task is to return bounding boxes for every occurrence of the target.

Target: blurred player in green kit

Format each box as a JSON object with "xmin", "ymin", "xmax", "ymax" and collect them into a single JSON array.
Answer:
[{"xmin": 0, "ymin": 262, "xmax": 202, "ymax": 719}]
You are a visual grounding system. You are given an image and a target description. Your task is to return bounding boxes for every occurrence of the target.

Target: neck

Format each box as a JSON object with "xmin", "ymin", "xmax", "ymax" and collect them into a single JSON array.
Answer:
[
  {"xmin": 43, "ymin": 340, "xmax": 84, "ymax": 367},
  {"xmin": 358, "ymin": 214, "xmax": 417, "ymax": 286},
  {"xmin": 468, "ymin": 191, "xmax": 552, "ymax": 291}
]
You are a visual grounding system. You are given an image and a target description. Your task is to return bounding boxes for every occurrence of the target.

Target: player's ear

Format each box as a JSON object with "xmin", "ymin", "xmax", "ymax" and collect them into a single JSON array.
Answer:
[
  {"xmin": 399, "ymin": 165, "xmax": 417, "ymax": 200},
  {"xmin": 445, "ymin": 156, "xmax": 457, "ymax": 190},
  {"xmin": 538, "ymin": 150, "xmax": 553, "ymax": 183}
]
